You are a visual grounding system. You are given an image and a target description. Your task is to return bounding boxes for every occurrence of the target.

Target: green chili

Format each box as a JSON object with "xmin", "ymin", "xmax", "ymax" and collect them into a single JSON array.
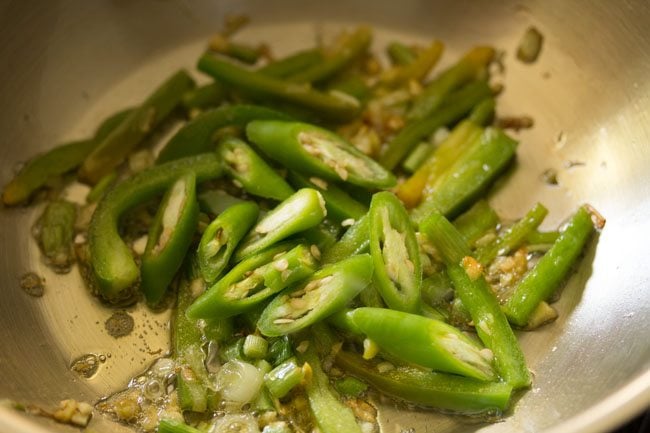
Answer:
[
  {"xmin": 348, "ymin": 307, "xmax": 496, "ymax": 381},
  {"xmin": 369, "ymin": 192, "xmax": 422, "ymax": 312},
  {"xmin": 141, "ymin": 173, "xmax": 199, "ymax": 305},
  {"xmin": 321, "ymin": 213, "xmax": 369, "ymax": 264},
  {"xmin": 2, "ymin": 108, "xmax": 133, "ymax": 206},
  {"xmin": 336, "ymin": 351, "xmax": 513, "ymax": 413},
  {"xmin": 157, "ymin": 104, "xmax": 291, "ymax": 163},
  {"xmin": 79, "ymin": 70, "xmax": 195, "ymax": 184},
  {"xmin": 247, "ymin": 120, "xmax": 396, "ymax": 189},
  {"xmin": 198, "ymin": 201, "xmax": 259, "ymax": 284},
  {"xmin": 88, "ymin": 153, "xmax": 222, "ymax": 301},
  {"xmin": 34, "ymin": 200, "xmax": 77, "ymax": 272},
  {"xmin": 187, "ymin": 243, "xmax": 317, "ymax": 319},
  {"xmin": 197, "ymin": 54, "xmax": 361, "ymax": 122},
  {"xmin": 197, "ymin": 189, "xmax": 246, "ymax": 216},
  {"xmin": 217, "ymin": 136, "xmax": 295, "ymax": 201},
  {"xmin": 86, "ymin": 172, "xmax": 118, "ymax": 203},
  {"xmin": 257, "ymin": 254, "xmax": 374, "ymax": 336},
  {"xmin": 234, "ymin": 188, "xmax": 327, "ymax": 261},
  {"xmin": 503, "ymin": 206, "xmax": 595, "ymax": 326}
]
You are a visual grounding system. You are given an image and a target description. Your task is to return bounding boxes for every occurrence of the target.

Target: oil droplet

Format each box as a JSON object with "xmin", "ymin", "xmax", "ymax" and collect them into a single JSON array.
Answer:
[
  {"xmin": 71, "ymin": 354, "xmax": 100, "ymax": 378},
  {"xmin": 105, "ymin": 311, "xmax": 135, "ymax": 338}
]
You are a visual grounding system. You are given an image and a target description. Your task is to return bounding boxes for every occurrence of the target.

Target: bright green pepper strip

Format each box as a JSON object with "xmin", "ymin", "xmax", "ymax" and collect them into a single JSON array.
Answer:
[
  {"xmin": 288, "ymin": 171, "xmax": 367, "ymax": 222},
  {"xmin": 141, "ymin": 173, "xmax": 199, "ymax": 304},
  {"xmin": 79, "ymin": 70, "xmax": 195, "ymax": 184},
  {"xmin": 336, "ymin": 351, "xmax": 513, "ymax": 413},
  {"xmin": 386, "ymin": 41, "xmax": 417, "ymax": 66},
  {"xmin": 198, "ymin": 54, "xmax": 361, "ymax": 122},
  {"xmin": 421, "ymin": 211, "xmax": 532, "ymax": 389},
  {"xmin": 413, "ymin": 127, "xmax": 518, "ymax": 222},
  {"xmin": 476, "ymin": 202, "xmax": 548, "ymax": 265},
  {"xmin": 321, "ymin": 213, "xmax": 369, "ymax": 264},
  {"xmin": 348, "ymin": 307, "xmax": 496, "ymax": 381},
  {"xmin": 187, "ymin": 243, "xmax": 317, "ymax": 319},
  {"xmin": 217, "ymin": 136, "xmax": 295, "ymax": 201},
  {"xmin": 258, "ymin": 48, "xmax": 324, "ymax": 78},
  {"xmin": 503, "ymin": 207, "xmax": 596, "ymax": 326},
  {"xmin": 181, "ymin": 81, "xmax": 225, "ymax": 113},
  {"xmin": 288, "ymin": 26, "xmax": 372, "ymax": 84},
  {"xmin": 380, "ymin": 80, "xmax": 493, "ymax": 170},
  {"xmin": 2, "ymin": 108, "xmax": 133, "ymax": 206},
  {"xmin": 369, "ymin": 192, "xmax": 422, "ymax": 313},
  {"xmin": 159, "ymin": 419, "xmax": 202, "ymax": 433},
  {"xmin": 452, "ymin": 199, "xmax": 499, "ymax": 247},
  {"xmin": 198, "ymin": 201, "xmax": 260, "ymax": 284},
  {"xmin": 89, "ymin": 153, "xmax": 222, "ymax": 301},
  {"xmin": 247, "ymin": 120, "xmax": 396, "ymax": 189},
  {"xmin": 35, "ymin": 200, "xmax": 77, "ymax": 271},
  {"xmin": 157, "ymin": 104, "xmax": 291, "ymax": 163},
  {"xmin": 298, "ymin": 346, "xmax": 363, "ymax": 433},
  {"xmin": 264, "ymin": 358, "xmax": 305, "ymax": 399},
  {"xmin": 234, "ymin": 188, "xmax": 327, "ymax": 261},
  {"xmin": 257, "ymin": 254, "xmax": 374, "ymax": 337}
]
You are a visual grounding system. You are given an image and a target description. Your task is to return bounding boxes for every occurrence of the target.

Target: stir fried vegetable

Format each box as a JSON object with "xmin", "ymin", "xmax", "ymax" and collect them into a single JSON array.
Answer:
[{"xmin": 2, "ymin": 19, "xmax": 604, "ymax": 433}]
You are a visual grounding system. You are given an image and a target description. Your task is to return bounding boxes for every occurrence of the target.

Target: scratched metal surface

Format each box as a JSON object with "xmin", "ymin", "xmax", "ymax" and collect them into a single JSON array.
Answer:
[{"xmin": 0, "ymin": 1, "xmax": 648, "ymax": 432}]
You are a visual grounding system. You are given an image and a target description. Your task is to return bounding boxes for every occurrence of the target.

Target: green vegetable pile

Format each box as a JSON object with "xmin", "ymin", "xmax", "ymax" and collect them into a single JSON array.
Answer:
[{"xmin": 2, "ymin": 18, "xmax": 603, "ymax": 433}]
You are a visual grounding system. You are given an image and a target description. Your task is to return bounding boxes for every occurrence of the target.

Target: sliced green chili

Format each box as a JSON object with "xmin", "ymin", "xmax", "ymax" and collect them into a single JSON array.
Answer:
[
  {"xmin": 79, "ymin": 70, "xmax": 195, "ymax": 184},
  {"xmin": 157, "ymin": 104, "xmax": 291, "ymax": 163},
  {"xmin": 257, "ymin": 254, "xmax": 373, "ymax": 336},
  {"xmin": 2, "ymin": 108, "xmax": 133, "ymax": 206},
  {"xmin": 198, "ymin": 201, "xmax": 259, "ymax": 284},
  {"xmin": 247, "ymin": 120, "xmax": 396, "ymax": 189},
  {"xmin": 88, "ymin": 153, "xmax": 222, "ymax": 301},
  {"xmin": 141, "ymin": 173, "xmax": 199, "ymax": 305},
  {"xmin": 348, "ymin": 307, "xmax": 496, "ymax": 381},
  {"xmin": 288, "ymin": 171, "xmax": 367, "ymax": 222},
  {"xmin": 234, "ymin": 188, "xmax": 327, "ymax": 261},
  {"xmin": 369, "ymin": 192, "xmax": 422, "ymax": 313},
  {"xmin": 198, "ymin": 54, "xmax": 361, "ymax": 122},
  {"xmin": 321, "ymin": 213, "xmax": 369, "ymax": 264},
  {"xmin": 217, "ymin": 136, "xmax": 295, "ymax": 201},
  {"xmin": 336, "ymin": 351, "xmax": 513, "ymax": 413},
  {"xmin": 503, "ymin": 206, "xmax": 595, "ymax": 326},
  {"xmin": 187, "ymin": 243, "xmax": 317, "ymax": 319},
  {"xmin": 34, "ymin": 200, "xmax": 77, "ymax": 272}
]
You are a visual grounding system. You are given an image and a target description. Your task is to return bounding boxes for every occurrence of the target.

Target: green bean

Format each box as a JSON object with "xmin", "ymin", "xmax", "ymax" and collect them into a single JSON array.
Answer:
[
  {"xmin": 181, "ymin": 82, "xmax": 225, "ymax": 113},
  {"xmin": 79, "ymin": 70, "xmax": 195, "ymax": 184},
  {"xmin": 452, "ymin": 199, "xmax": 499, "ymax": 247},
  {"xmin": 264, "ymin": 358, "xmax": 305, "ymax": 399},
  {"xmin": 503, "ymin": 207, "xmax": 595, "ymax": 326},
  {"xmin": 381, "ymin": 40, "xmax": 444, "ymax": 86},
  {"xmin": 209, "ymin": 35, "xmax": 263, "ymax": 64},
  {"xmin": 380, "ymin": 80, "xmax": 492, "ymax": 170},
  {"xmin": 468, "ymin": 97, "xmax": 496, "ymax": 126},
  {"xmin": 386, "ymin": 41, "xmax": 417, "ymax": 66},
  {"xmin": 526, "ymin": 230, "xmax": 560, "ymax": 245},
  {"xmin": 258, "ymin": 49, "xmax": 324, "ymax": 78},
  {"xmin": 34, "ymin": 200, "xmax": 77, "ymax": 271},
  {"xmin": 476, "ymin": 202, "xmax": 548, "ymax": 265},
  {"xmin": 198, "ymin": 54, "xmax": 361, "ymax": 122},
  {"xmin": 327, "ymin": 74, "xmax": 372, "ymax": 103},
  {"xmin": 88, "ymin": 153, "xmax": 222, "ymax": 301},
  {"xmin": 401, "ymin": 140, "xmax": 435, "ymax": 174}
]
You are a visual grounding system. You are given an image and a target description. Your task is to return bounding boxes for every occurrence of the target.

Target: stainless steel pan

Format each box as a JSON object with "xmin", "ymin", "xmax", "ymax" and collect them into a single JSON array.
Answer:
[{"xmin": 0, "ymin": 1, "xmax": 648, "ymax": 432}]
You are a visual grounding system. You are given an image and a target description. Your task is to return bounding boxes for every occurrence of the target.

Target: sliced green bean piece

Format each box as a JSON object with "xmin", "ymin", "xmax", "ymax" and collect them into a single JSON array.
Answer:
[
  {"xmin": 187, "ymin": 243, "xmax": 317, "ymax": 319},
  {"xmin": 412, "ymin": 127, "xmax": 518, "ymax": 222},
  {"xmin": 2, "ymin": 108, "xmax": 133, "ymax": 206},
  {"xmin": 141, "ymin": 173, "xmax": 199, "ymax": 305},
  {"xmin": 217, "ymin": 136, "xmax": 295, "ymax": 201},
  {"xmin": 369, "ymin": 192, "xmax": 422, "ymax": 312},
  {"xmin": 209, "ymin": 35, "xmax": 262, "ymax": 64},
  {"xmin": 381, "ymin": 40, "xmax": 444, "ymax": 86},
  {"xmin": 503, "ymin": 207, "xmax": 596, "ymax": 326},
  {"xmin": 402, "ymin": 140, "xmax": 435, "ymax": 174},
  {"xmin": 468, "ymin": 97, "xmax": 496, "ymax": 126},
  {"xmin": 88, "ymin": 153, "xmax": 222, "ymax": 301},
  {"xmin": 476, "ymin": 202, "xmax": 548, "ymax": 265},
  {"xmin": 380, "ymin": 80, "xmax": 492, "ymax": 170},
  {"xmin": 336, "ymin": 351, "xmax": 512, "ymax": 413},
  {"xmin": 420, "ymin": 211, "xmax": 531, "ymax": 389},
  {"xmin": 265, "ymin": 358, "xmax": 305, "ymax": 399},
  {"xmin": 452, "ymin": 199, "xmax": 499, "ymax": 247},
  {"xmin": 327, "ymin": 74, "xmax": 373, "ymax": 103},
  {"xmin": 157, "ymin": 104, "xmax": 291, "ymax": 163},
  {"xmin": 257, "ymin": 254, "xmax": 373, "ymax": 337},
  {"xmin": 35, "ymin": 200, "xmax": 77, "ymax": 271},
  {"xmin": 247, "ymin": 120, "xmax": 396, "ymax": 189},
  {"xmin": 298, "ymin": 346, "xmax": 363, "ymax": 433},
  {"xmin": 407, "ymin": 46, "xmax": 495, "ymax": 121},
  {"xmin": 258, "ymin": 49, "xmax": 324, "ymax": 78},
  {"xmin": 321, "ymin": 213, "xmax": 369, "ymax": 264},
  {"xmin": 198, "ymin": 54, "xmax": 361, "ymax": 122},
  {"xmin": 348, "ymin": 307, "xmax": 496, "ymax": 381},
  {"xmin": 288, "ymin": 171, "xmax": 367, "ymax": 222},
  {"xmin": 181, "ymin": 82, "xmax": 225, "ymax": 113},
  {"xmin": 334, "ymin": 376, "xmax": 368, "ymax": 397},
  {"xmin": 234, "ymin": 188, "xmax": 327, "ymax": 261},
  {"xmin": 79, "ymin": 70, "xmax": 195, "ymax": 184},
  {"xmin": 386, "ymin": 41, "xmax": 417, "ymax": 66},
  {"xmin": 198, "ymin": 201, "xmax": 259, "ymax": 284},
  {"xmin": 288, "ymin": 27, "xmax": 372, "ymax": 84}
]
